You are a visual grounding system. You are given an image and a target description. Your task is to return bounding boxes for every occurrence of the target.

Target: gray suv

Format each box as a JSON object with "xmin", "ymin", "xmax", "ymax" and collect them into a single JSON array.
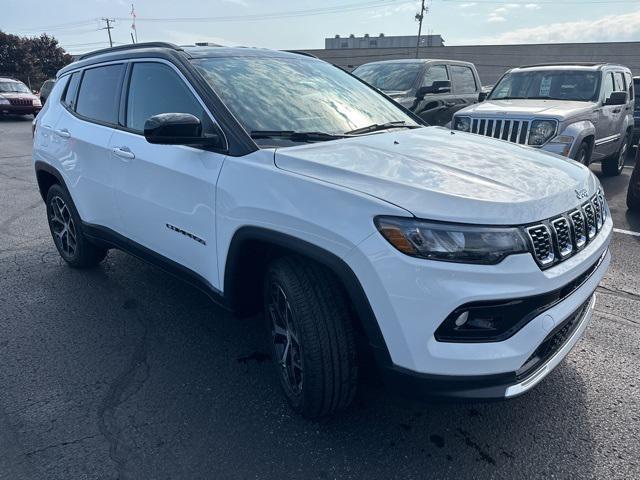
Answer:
[{"xmin": 453, "ymin": 63, "xmax": 635, "ymax": 176}]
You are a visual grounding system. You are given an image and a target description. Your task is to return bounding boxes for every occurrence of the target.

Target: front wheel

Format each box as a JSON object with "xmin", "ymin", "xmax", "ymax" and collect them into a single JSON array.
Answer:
[
  {"xmin": 602, "ymin": 132, "xmax": 630, "ymax": 176},
  {"xmin": 574, "ymin": 141, "xmax": 591, "ymax": 166},
  {"xmin": 264, "ymin": 256, "xmax": 358, "ymax": 419}
]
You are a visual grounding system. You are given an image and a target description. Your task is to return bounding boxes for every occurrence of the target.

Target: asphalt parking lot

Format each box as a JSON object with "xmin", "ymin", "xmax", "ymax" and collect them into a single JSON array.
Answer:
[{"xmin": 1, "ymin": 115, "xmax": 639, "ymax": 480}]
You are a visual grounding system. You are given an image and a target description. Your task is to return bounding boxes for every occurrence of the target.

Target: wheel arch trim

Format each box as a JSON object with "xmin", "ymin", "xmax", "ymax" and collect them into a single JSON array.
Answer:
[{"xmin": 223, "ymin": 226, "xmax": 392, "ymax": 365}]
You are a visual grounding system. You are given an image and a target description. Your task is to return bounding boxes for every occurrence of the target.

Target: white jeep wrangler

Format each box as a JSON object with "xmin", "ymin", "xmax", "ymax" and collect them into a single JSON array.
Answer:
[{"xmin": 33, "ymin": 44, "xmax": 612, "ymax": 418}]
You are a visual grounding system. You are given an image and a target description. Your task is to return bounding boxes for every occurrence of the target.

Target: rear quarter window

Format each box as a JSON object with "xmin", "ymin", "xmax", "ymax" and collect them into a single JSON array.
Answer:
[{"xmin": 75, "ymin": 64, "xmax": 124, "ymax": 124}]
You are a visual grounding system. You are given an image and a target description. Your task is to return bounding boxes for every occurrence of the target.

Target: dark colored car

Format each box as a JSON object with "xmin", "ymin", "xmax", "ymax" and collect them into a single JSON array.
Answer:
[
  {"xmin": 633, "ymin": 76, "xmax": 640, "ymax": 145},
  {"xmin": 39, "ymin": 79, "xmax": 56, "ymax": 105},
  {"xmin": 0, "ymin": 77, "xmax": 42, "ymax": 116},
  {"xmin": 352, "ymin": 59, "xmax": 482, "ymax": 126},
  {"xmin": 628, "ymin": 147, "xmax": 640, "ymax": 211}
]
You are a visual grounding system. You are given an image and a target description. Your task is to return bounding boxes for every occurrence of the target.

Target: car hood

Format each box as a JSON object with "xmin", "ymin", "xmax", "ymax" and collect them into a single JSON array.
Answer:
[
  {"xmin": 459, "ymin": 99, "xmax": 597, "ymax": 119},
  {"xmin": 274, "ymin": 127, "xmax": 597, "ymax": 225},
  {"xmin": 0, "ymin": 92, "xmax": 38, "ymax": 100}
]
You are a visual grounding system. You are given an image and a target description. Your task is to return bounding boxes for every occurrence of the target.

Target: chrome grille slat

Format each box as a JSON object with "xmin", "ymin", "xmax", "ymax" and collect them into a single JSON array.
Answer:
[
  {"xmin": 527, "ymin": 225, "xmax": 554, "ymax": 266},
  {"xmin": 569, "ymin": 209, "xmax": 587, "ymax": 249},
  {"xmin": 462, "ymin": 117, "xmax": 535, "ymax": 146},
  {"xmin": 552, "ymin": 217, "xmax": 573, "ymax": 258}
]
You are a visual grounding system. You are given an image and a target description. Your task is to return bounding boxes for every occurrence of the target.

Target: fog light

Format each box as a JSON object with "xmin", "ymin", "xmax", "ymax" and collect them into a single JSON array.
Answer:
[{"xmin": 454, "ymin": 311, "xmax": 469, "ymax": 327}]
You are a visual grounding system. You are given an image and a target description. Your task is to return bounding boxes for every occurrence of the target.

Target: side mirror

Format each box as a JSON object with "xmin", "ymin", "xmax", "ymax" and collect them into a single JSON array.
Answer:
[
  {"xmin": 478, "ymin": 91, "xmax": 488, "ymax": 102},
  {"xmin": 144, "ymin": 113, "xmax": 223, "ymax": 147},
  {"xmin": 417, "ymin": 80, "xmax": 452, "ymax": 98},
  {"xmin": 604, "ymin": 91, "xmax": 628, "ymax": 106}
]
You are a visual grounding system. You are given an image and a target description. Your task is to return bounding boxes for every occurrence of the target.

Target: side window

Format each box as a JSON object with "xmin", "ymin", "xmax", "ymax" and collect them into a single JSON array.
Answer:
[
  {"xmin": 614, "ymin": 72, "xmax": 626, "ymax": 92},
  {"xmin": 422, "ymin": 64, "xmax": 448, "ymax": 88},
  {"xmin": 76, "ymin": 64, "xmax": 124, "ymax": 124},
  {"xmin": 450, "ymin": 65, "xmax": 477, "ymax": 94},
  {"xmin": 126, "ymin": 62, "xmax": 212, "ymax": 134},
  {"xmin": 62, "ymin": 72, "xmax": 81, "ymax": 110},
  {"xmin": 602, "ymin": 73, "xmax": 615, "ymax": 101},
  {"xmin": 625, "ymin": 72, "xmax": 634, "ymax": 101}
]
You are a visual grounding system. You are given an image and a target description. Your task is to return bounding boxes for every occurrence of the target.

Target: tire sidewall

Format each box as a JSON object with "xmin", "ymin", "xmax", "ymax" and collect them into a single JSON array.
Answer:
[
  {"xmin": 45, "ymin": 184, "xmax": 87, "ymax": 265},
  {"xmin": 263, "ymin": 266, "xmax": 306, "ymax": 411}
]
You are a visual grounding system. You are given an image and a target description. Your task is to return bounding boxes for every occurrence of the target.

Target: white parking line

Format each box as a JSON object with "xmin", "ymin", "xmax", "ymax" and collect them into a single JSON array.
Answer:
[{"xmin": 614, "ymin": 228, "xmax": 640, "ymax": 237}]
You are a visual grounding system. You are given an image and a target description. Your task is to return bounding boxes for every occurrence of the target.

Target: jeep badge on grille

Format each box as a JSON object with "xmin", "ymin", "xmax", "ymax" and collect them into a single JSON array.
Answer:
[{"xmin": 575, "ymin": 189, "xmax": 589, "ymax": 200}]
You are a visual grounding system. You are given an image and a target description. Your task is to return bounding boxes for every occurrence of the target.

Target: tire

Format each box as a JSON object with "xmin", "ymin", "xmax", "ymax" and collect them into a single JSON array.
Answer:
[
  {"xmin": 574, "ymin": 140, "xmax": 591, "ymax": 166},
  {"xmin": 602, "ymin": 131, "xmax": 630, "ymax": 177},
  {"xmin": 627, "ymin": 162, "xmax": 640, "ymax": 211},
  {"xmin": 45, "ymin": 183, "xmax": 108, "ymax": 268},
  {"xmin": 264, "ymin": 256, "xmax": 358, "ymax": 418}
]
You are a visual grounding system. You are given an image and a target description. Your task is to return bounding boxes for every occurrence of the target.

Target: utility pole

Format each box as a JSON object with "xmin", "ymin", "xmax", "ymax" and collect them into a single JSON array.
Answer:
[
  {"xmin": 415, "ymin": 0, "xmax": 427, "ymax": 59},
  {"xmin": 101, "ymin": 18, "xmax": 115, "ymax": 48}
]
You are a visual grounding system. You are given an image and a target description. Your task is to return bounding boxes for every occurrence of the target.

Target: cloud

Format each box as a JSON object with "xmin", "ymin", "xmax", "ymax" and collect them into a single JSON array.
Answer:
[
  {"xmin": 487, "ymin": 15, "xmax": 507, "ymax": 23},
  {"xmin": 367, "ymin": 2, "xmax": 415, "ymax": 19},
  {"xmin": 222, "ymin": 0, "xmax": 249, "ymax": 6},
  {"xmin": 473, "ymin": 10, "xmax": 640, "ymax": 44},
  {"xmin": 525, "ymin": 3, "xmax": 541, "ymax": 9},
  {"xmin": 458, "ymin": 2, "xmax": 477, "ymax": 8}
]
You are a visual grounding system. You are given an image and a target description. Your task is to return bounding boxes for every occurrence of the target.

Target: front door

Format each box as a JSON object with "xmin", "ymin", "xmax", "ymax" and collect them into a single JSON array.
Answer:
[
  {"xmin": 414, "ymin": 64, "xmax": 455, "ymax": 126},
  {"xmin": 109, "ymin": 61, "xmax": 226, "ymax": 287},
  {"xmin": 595, "ymin": 71, "xmax": 626, "ymax": 159}
]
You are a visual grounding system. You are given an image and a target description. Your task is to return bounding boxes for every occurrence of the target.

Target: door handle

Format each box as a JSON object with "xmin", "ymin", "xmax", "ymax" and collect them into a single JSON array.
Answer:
[
  {"xmin": 112, "ymin": 146, "xmax": 135, "ymax": 160},
  {"xmin": 612, "ymin": 109, "xmax": 621, "ymax": 114},
  {"xmin": 54, "ymin": 128, "xmax": 70, "ymax": 139}
]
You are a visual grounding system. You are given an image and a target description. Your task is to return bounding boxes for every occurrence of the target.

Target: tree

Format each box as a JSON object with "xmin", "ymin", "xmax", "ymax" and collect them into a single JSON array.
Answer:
[{"xmin": 0, "ymin": 31, "xmax": 73, "ymax": 89}]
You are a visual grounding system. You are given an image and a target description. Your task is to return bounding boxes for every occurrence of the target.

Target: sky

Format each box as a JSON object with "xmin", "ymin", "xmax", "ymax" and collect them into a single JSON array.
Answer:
[{"xmin": 1, "ymin": 0, "xmax": 640, "ymax": 55}]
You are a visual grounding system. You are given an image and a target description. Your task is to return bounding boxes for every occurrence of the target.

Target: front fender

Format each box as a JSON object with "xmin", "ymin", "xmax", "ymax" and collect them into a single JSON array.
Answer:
[{"xmin": 557, "ymin": 120, "xmax": 597, "ymax": 159}]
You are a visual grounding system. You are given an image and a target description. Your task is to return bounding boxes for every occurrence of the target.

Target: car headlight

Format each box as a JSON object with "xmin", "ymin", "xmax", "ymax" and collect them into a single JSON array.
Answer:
[
  {"xmin": 375, "ymin": 216, "xmax": 528, "ymax": 265},
  {"xmin": 0, "ymin": 97, "xmax": 9, "ymax": 105},
  {"xmin": 454, "ymin": 116, "xmax": 471, "ymax": 132},
  {"xmin": 528, "ymin": 120, "xmax": 557, "ymax": 146},
  {"xmin": 33, "ymin": 98, "xmax": 42, "ymax": 107}
]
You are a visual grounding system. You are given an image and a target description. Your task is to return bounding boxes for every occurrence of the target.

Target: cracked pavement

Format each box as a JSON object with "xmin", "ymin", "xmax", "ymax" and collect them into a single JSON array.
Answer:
[{"xmin": 0, "ymin": 116, "xmax": 639, "ymax": 479}]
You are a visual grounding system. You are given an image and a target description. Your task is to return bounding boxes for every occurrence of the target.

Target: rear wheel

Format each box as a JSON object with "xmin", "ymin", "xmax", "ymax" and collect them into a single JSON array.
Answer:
[
  {"xmin": 602, "ymin": 132, "xmax": 630, "ymax": 176},
  {"xmin": 264, "ymin": 256, "xmax": 358, "ymax": 418},
  {"xmin": 46, "ymin": 184, "xmax": 107, "ymax": 268}
]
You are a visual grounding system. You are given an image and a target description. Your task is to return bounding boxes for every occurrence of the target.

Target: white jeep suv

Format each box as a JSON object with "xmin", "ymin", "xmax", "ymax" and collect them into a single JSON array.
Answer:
[{"xmin": 33, "ymin": 43, "xmax": 612, "ymax": 418}]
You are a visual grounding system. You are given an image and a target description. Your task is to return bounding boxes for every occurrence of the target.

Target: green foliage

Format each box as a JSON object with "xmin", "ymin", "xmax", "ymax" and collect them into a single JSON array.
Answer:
[{"xmin": 0, "ymin": 31, "xmax": 73, "ymax": 90}]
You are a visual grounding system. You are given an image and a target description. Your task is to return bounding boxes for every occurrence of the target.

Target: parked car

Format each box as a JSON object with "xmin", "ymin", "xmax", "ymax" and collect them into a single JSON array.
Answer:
[
  {"xmin": 632, "ymin": 76, "xmax": 640, "ymax": 145},
  {"xmin": 0, "ymin": 77, "xmax": 42, "ymax": 116},
  {"xmin": 39, "ymin": 79, "xmax": 56, "ymax": 105},
  {"xmin": 34, "ymin": 43, "xmax": 611, "ymax": 418},
  {"xmin": 628, "ymin": 147, "xmax": 640, "ymax": 211},
  {"xmin": 453, "ymin": 63, "xmax": 634, "ymax": 177},
  {"xmin": 352, "ymin": 59, "xmax": 481, "ymax": 126}
]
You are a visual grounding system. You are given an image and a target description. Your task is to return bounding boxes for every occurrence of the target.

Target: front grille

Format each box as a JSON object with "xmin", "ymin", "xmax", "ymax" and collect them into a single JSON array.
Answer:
[
  {"xmin": 470, "ymin": 118, "xmax": 530, "ymax": 144},
  {"xmin": 527, "ymin": 225, "xmax": 554, "ymax": 266},
  {"xmin": 526, "ymin": 190, "xmax": 608, "ymax": 269},
  {"xmin": 516, "ymin": 296, "xmax": 592, "ymax": 381},
  {"xmin": 8, "ymin": 98, "xmax": 33, "ymax": 106}
]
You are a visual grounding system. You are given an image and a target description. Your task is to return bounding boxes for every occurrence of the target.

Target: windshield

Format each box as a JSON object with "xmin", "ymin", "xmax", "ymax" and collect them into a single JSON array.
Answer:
[
  {"xmin": 489, "ymin": 70, "xmax": 600, "ymax": 102},
  {"xmin": 0, "ymin": 81, "xmax": 31, "ymax": 94},
  {"xmin": 193, "ymin": 56, "xmax": 418, "ymax": 136},
  {"xmin": 352, "ymin": 63, "xmax": 423, "ymax": 92}
]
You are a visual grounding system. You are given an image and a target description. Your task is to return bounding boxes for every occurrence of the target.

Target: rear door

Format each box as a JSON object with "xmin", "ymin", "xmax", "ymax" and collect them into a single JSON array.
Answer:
[
  {"xmin": 414, "ymin": 64, "xmax": 453, "ymax": 126},
  {"xmin": 49, "ymin": 63, "xmax": 125, "ymax": 231},
  {"xmin": 448, "ymin": 63, "xmax": 479, "ymax": 118},
  {"xmin": 108, "ymin": 60, "xmax": 226, "ymax": 286}
]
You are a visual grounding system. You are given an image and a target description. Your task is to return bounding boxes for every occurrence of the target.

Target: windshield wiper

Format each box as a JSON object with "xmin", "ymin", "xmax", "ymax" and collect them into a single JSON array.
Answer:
[
  {"xmin": 250, "ymin": 130, "xmax": 348, "ymax": 142},
  {"xmin": 344, "ymin": 121, "xmax": 419, "ymax": 135}
]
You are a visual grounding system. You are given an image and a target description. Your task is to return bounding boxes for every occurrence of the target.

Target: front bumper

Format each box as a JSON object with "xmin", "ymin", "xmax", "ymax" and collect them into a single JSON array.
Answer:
[
  {"xmin": 347, "ymin": 216, "xmax": 612, "ymax": 398},
  {"xmin": 0, "ymin": 105, "xmax": 41, "ymax": 115},
  {"xmin": 380, "ymin": 293, "xmax": 596, "ymax": 400}
]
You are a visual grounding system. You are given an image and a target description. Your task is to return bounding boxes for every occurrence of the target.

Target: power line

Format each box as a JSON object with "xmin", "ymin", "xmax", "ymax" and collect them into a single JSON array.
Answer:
[{"xmin": 440, "ymin": 0, "xmax": 640, "ymax": 4}]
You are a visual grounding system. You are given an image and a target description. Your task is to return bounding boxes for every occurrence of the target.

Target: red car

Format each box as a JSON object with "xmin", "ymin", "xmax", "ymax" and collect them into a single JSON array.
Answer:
[{"xmin": 0, "ymin": 77, "xmax": 42, "ymax": 117}]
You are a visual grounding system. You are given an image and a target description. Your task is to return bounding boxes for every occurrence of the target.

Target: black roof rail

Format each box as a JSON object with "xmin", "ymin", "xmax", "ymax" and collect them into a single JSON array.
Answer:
[
  {"xmin": 283, "ymin": 50, "xmax": 318, "ymax": 59},
  {"xmin": 78, "ymin": 42, "xmax": 183, "ymax": 61},
  {"xmin": 517, "ymin": 62, "xmax": 616, "ymax": 69}
]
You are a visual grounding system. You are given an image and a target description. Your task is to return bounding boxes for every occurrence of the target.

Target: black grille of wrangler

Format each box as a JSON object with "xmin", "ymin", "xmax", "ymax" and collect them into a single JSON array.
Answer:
[{"xmin": 526, "ymin": 190, "xmax": 608, "ymax": 269}]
